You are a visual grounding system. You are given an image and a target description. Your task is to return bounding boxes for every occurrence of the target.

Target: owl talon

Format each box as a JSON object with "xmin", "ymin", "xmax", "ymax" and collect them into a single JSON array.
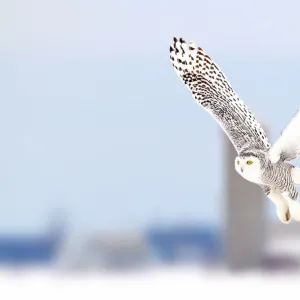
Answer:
[
  {"xmin": 286, "ymin": 211, "xmax": 291, "ymax": 222},
  {"xmin": 277, "ymin": 206, "xmax": 291, "ymax": 224}
]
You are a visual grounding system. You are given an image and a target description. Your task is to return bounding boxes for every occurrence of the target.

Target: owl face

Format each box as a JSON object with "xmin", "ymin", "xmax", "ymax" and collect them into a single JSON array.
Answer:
[{"xmin": 234, "ymin": 155, "xmax": 262, "ymax": 184}]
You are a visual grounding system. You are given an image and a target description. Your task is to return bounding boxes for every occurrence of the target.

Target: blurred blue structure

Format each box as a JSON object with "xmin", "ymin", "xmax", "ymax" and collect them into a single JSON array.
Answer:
[
  {"xmin": 145, "ymin": 225, "xmax": 222, "ymax": 264},
  {"xmin": 0, "ymin": 234, "xmax": 59, "ymax": 265},
  {"xmin": 0, "ymin": 212, "xmax": 65, "ymax": 266}
]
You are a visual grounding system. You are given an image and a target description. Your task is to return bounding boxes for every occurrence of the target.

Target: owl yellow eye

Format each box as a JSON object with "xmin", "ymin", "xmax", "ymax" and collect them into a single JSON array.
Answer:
[
  {"xmin": 247, "ymin": 160, "xmax": 253, "ymax": 165},
  {"xmin": 237, "ymin": 160, "xmax": 240, "ymax": 165}
]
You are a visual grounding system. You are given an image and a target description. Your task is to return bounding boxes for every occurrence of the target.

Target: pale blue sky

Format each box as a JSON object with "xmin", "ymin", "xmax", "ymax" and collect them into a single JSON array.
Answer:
[{"xmin": 2, "ymin": 0, "xmax": 300, "ymax": 233}]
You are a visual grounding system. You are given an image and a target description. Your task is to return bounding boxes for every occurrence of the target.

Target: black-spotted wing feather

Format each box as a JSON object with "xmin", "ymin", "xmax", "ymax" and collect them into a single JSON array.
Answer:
[{"xmin": 170, "ymin": 37, "xmax": 270, "ymax": 154}]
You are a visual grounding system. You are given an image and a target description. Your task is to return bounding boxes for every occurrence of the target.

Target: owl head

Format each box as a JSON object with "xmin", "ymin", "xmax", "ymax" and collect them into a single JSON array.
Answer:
[{"xmin": 234, "ymin": 151, "xmax": 264, "ymax": 184}]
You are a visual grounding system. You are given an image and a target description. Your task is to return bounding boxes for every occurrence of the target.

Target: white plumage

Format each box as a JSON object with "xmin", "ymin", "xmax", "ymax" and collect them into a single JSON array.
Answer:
[
  {"xmin": 269, "ymin": 108, "xmax": 300, "ymax": 163},
  {"xmin": 170, "ymin": 37, "xmax": 300, "ymax": 224}
]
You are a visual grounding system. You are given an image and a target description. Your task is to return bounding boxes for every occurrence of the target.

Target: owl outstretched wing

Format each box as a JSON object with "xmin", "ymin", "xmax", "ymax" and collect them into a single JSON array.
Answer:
[
  {"xmin": 170, "ymin": 37, "xmax": 270, "ymax": 154},
  {"xmin": 269, "ymin": 108, "xmax": 300, "ymax": 163}
]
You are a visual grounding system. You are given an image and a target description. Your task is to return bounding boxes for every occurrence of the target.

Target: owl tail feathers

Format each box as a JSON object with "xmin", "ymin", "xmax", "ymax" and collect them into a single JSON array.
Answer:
[{"xmin": 291, "ymin": 167, "xmax": 300, "ymax": 185}]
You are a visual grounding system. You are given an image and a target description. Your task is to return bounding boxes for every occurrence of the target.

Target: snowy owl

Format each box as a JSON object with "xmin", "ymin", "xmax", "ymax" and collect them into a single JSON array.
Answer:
[{"xmin": 170, "ymin": 36, "xmax": 300, "ymax": 224}]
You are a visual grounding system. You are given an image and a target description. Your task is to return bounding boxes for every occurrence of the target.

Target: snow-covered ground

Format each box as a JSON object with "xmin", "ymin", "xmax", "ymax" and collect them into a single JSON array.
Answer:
[{"xmin": 1, "ymin": 266, "xmax": 300, "ymax": 300}]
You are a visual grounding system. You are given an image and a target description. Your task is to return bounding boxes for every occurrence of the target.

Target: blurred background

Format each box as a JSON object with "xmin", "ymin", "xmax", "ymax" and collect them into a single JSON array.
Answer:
[{"xmin": 2, "ymin": 0, "xmax": 300, "ymax": 298}]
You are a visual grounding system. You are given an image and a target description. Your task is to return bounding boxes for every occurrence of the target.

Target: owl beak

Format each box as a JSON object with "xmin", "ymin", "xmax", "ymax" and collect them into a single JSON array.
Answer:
[{"xmin": 240, "ymin": 167, "xmax": 244, "ymax": 173}]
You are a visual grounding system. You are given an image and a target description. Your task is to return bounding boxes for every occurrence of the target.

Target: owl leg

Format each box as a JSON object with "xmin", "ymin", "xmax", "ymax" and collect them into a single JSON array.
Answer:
[
  {"xmin": 282, "ymin": 189, "xmax": 300, "ymax": 222},
  {"xmin": 267, "ymin": 190, "xmax": 291, "ymax": 224}
]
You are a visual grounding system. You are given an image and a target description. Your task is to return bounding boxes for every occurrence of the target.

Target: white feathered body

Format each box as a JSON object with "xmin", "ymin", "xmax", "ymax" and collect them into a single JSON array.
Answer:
[{"xmin": 169, "ymin": 36, "xmax": 300, "ymax": 224}]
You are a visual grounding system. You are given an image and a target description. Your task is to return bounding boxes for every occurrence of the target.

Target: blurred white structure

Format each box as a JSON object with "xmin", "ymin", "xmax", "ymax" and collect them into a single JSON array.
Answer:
[
  {"xmin": 223, "ymin": 132, "xmax": 266, "ymax": 270},
  {"xmin": 55, "ymin": 232, "xmax": 149, "ymax": 271}
]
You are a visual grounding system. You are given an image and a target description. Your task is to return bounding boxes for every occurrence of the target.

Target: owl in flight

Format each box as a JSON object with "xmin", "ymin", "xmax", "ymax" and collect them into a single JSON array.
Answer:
[{"xmin": 170, "ymin": 37, "xmax": 300, "ymax": 224}]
